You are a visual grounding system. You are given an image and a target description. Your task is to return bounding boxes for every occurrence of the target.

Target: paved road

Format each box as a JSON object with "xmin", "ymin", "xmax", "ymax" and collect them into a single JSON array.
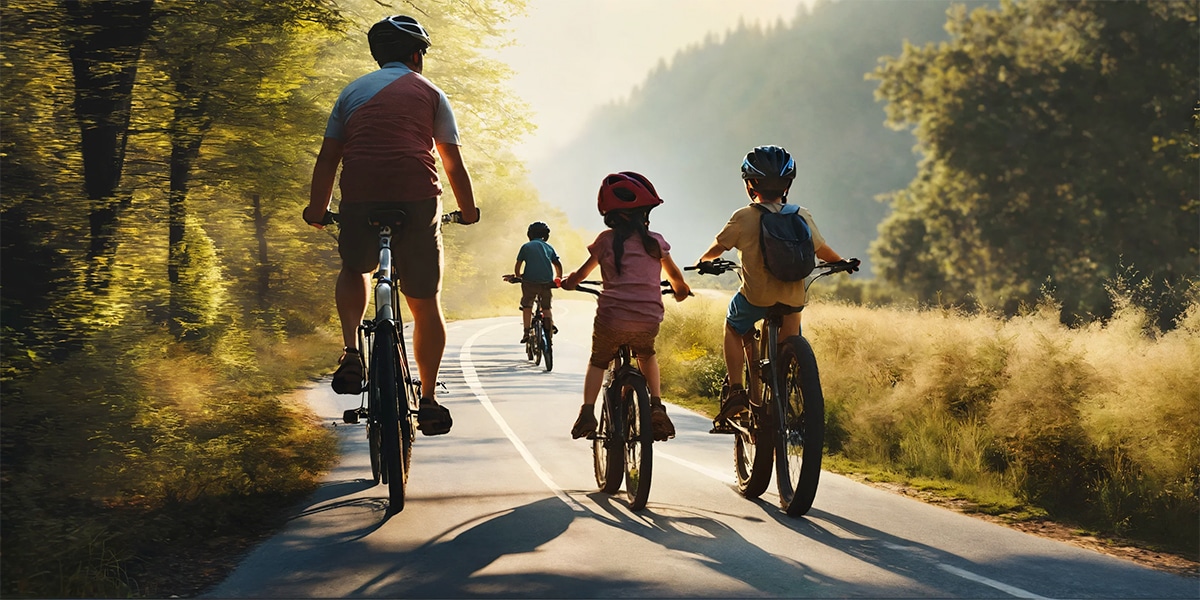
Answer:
[{"xmin": 207, "ymin": 299, "xmax": 1198, "ymax": 598}]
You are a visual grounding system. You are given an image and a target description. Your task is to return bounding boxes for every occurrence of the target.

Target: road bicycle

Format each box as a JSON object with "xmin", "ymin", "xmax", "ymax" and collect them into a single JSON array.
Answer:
[
  {"xmin": 315, "ymin": 209, "xmax": 467, "ymax": 514},
  {"xmin": 690, "ymin": 257, "xmax": 858, "ymax": 516},
  {"xmin": 502, "ymin": 275, "xmax": 553, "ymax": 371},
  {"xmin": 571, "ymin": 279, "xmax": 680, "ymax": 510}
]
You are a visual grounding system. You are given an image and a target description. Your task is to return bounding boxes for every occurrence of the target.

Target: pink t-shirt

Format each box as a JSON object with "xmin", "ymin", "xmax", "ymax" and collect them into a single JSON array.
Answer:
[{"xmin": 588, "ymin": 229, "xmax": 671, "ymax": 331}]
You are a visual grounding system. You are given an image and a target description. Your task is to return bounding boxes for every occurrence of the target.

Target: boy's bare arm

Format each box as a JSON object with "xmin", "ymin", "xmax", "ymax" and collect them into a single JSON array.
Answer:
[
  {"xmin": 553, "ymin": 258, "xmax": 564, "ymax": 279},
  {"xmin": 816, "ymin": 245, "xmax": 843, "ymax": 263},
  {"xmin": 698, "ymin": 240, "xmax": 728, "ymax": 263},
  {"xmin": 513, "ymin": 259, "xmax": 523, "ymax": 277}
]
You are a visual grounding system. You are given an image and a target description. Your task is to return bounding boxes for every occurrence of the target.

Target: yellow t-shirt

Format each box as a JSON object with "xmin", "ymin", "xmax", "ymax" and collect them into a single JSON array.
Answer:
[{"xmin": 713, "ymin": 202, "xmax": 827, "ymax": 307}]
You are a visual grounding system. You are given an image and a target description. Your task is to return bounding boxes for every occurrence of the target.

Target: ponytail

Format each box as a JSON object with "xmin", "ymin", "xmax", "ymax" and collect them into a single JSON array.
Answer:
[{"xmin": 603, "ymin": 208, "xmax": 661, "ymax": 276}]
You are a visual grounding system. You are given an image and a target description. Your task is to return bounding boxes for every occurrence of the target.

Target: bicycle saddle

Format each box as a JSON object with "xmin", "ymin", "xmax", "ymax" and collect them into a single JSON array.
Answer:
[
  {"xmin": 367, "ymin": 209, "xmax": 407, "ymax": 228},
  {"xmin": 765, "ymin": 303, "xmax": 805, "ymax": 319}
]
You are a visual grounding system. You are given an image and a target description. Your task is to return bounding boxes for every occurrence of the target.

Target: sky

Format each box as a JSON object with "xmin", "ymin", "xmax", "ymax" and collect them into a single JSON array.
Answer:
[{"xmin": 495, "ymin": 0, "xmax": 813, "ymax": 163}]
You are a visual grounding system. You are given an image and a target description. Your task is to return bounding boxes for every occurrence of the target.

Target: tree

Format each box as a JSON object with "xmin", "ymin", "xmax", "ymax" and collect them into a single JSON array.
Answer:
[
  {"xmin": 870, "ymin": 0, "xmax": 1199, "ymax": 325},
  {"xmin": 63, "ymin": 0, "xmax": 156, "ymax": 280}
]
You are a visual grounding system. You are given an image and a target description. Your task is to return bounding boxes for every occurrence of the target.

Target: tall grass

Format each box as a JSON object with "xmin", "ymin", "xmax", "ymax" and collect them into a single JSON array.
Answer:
[{"xmin": 657, "ymin": 287, "xmax": 1200, "ymax": 552}]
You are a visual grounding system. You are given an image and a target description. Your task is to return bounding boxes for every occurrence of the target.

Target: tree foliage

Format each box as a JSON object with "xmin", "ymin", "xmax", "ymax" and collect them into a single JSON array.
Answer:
[
  {"xmin": 870, "ymin": 0, "xmax": 1199, "ymax": 325},
  {"xmin": 1, "ymin": 0, "xmax": 570, "ymax": 595}
]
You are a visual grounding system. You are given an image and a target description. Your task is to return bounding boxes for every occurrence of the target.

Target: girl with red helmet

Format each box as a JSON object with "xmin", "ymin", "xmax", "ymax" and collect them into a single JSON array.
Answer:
[{"xmin": 561, "ymin": 172, "xmax": 691, "ymax": 441}]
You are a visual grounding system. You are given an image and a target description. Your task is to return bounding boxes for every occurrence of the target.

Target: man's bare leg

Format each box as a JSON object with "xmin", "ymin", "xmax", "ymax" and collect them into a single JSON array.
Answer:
[
  {"xmin": 337, "ymin": 267, "xmax": 370, "ymax": 349},
  {"xmin": 406, "ymin": 294, "xmax": 445, "ymax": 400}
]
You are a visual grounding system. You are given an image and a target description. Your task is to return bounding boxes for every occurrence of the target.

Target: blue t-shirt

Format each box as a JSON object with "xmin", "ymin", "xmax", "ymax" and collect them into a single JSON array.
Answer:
[{"xmin": 517, "ymin": 239, "xmax": 559, "ymax": 283}]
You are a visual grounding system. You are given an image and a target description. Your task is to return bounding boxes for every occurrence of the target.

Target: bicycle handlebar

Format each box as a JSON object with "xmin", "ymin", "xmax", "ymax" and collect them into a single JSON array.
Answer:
[
  {"xmin": 306, "ymin": 209, "xmax": 478, "ymax": 228},
  {"xmin": 570, "ymin": 279, "xmax": 689, "ymax": 297},
  {"xmin": 688, "ymin": 257, "xmax": 860, "ymax": 278}
]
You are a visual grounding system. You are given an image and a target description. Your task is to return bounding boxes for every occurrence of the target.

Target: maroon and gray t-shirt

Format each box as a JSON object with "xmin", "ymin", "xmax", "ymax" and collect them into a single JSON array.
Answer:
[{"xmin": 325, "ymin": 62, "xmax": 460, "ymax": 204}]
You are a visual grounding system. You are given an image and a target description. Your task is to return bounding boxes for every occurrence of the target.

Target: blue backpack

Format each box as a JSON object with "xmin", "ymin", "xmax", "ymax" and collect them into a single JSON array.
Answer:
[{"xmin": 753, "ymin": 203, "xmax": 815, "ymax": 282}]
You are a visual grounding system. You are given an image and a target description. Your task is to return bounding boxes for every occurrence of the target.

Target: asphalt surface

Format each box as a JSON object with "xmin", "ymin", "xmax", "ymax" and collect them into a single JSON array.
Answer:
[{"xmin": 206, "ymin": 299, "xmax": 1198, "ymax": 598}]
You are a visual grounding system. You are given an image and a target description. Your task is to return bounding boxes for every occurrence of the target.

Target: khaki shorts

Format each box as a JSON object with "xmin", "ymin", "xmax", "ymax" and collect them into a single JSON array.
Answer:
[
  {"xmin": 589, "ymin": 317, "xmax": 659, "ymax": 369},
  {"xmin": 519, "ymin": 281, "xmax": 554, "ymax": 310},
  {"xmin": 338, "ymin": 198, "xmax": 442, "ymax": 299}
]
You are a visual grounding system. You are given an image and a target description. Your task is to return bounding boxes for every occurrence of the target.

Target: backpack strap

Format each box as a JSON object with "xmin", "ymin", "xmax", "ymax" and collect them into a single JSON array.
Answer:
[{"xmin": 749, "ymin": 202, "xmax": 799, "ymax": 215}]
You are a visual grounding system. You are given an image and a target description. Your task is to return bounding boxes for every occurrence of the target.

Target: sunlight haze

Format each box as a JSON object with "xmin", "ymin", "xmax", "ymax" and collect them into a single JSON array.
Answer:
[{"xmin": 497, "ymin": 0, "xmax": 813, "ymax": 163}]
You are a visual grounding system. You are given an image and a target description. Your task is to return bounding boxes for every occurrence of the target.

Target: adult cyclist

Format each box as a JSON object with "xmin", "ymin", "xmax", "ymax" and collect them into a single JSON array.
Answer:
[{"xmin": 303, "ymin": 15, "xmax": 479, "ymax": 437}]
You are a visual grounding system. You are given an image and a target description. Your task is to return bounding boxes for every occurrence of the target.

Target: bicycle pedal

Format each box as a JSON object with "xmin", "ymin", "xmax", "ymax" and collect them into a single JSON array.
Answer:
[{"xmin": 708, "ymin": 423, "xmax": 736, "ymax": 434}]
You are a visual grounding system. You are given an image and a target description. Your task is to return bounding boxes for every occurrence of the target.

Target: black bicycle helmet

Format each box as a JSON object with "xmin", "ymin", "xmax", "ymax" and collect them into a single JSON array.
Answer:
[
  {"xmin": 741, "ymin": 145, "xmax": 796, "ymax": 181},
  {"xmin": 368, "ymin": 15, "xmax": 431, "ymax": 66},
  {"xmin": 527, "ymin": 221, "xmax": 550, "ymax": 240}
]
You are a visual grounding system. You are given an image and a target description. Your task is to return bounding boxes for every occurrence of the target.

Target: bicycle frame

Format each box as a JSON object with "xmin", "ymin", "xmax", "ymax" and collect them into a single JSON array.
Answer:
[{"xmin": 690, "ymin": 257, "xmax": 858, "ymax": 513}]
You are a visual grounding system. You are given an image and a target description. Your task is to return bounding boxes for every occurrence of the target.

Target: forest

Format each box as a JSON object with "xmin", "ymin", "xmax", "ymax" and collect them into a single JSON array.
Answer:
[
  {"xmin": 1, "ymin": 0, "xmax": 1197, "ymax": 596},
  {"xmin": 538, "ymin": 0, "xmax": 1197, "ymax": 328}
]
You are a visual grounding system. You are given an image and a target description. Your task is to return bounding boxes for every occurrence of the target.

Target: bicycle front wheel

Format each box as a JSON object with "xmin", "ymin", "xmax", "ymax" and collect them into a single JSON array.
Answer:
[
  {"xmin": 774, "ymin": 336, "xmax": 824, "ymax": 516},
  {"xmin": 593, "ymin": 389, "xmax": 623, "ymax": 494},
  {"xmin": 372, "ymin": 323, "xmax": 408, "ymax": 514},
  {"xmin": 622, "ymin": 377, "xmax": 654, "ymax": 510}
]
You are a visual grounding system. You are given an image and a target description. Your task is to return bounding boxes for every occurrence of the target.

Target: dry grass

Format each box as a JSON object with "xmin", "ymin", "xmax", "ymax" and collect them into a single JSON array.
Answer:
[{"xmin": 657, "ymin": 289, "xmax": 1200, "ymax": 552}]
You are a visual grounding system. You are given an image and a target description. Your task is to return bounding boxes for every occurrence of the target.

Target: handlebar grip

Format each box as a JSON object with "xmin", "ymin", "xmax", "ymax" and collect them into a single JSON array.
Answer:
[
  {"xmin": 306, "ymin": 211, "xmax": 338, "ymax": 227},
  {"xmin": 442, "ymin": 208, "xmax": 481, "ymax": 225}
]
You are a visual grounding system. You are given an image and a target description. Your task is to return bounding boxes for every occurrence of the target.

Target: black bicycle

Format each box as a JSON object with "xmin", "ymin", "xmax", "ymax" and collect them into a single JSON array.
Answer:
[
  {"xmin": 572, "ymin": 279, "xmax": 680, "ymax": 510},
  {"xmin": 503, "ymin": 275, "xmax": 553, "ymax": 371},
  {"xmin": 315, "ymin": 209, "xmax": 467, "ymax": 514},
  {"xmin": 690, "ymin": 257, "xmax": 858, "ymax": 515}
]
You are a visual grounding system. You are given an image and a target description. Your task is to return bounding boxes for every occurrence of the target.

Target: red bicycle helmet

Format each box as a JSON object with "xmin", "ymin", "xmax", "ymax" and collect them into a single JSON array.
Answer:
[{"xmin": 597, "ymin": 171, "xmax": 663, "ymax": 215}]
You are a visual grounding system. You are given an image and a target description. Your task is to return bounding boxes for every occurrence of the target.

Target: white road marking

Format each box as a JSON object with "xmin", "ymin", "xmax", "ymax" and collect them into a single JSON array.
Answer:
[
  {"xmin": 884, "ymin": 542, "xmax": 1055, "ymax": 599},
  {"xmin": 656, "ymin": 450, "xmax": 737, "ymax": 485},
  {"xmin": 458, "ymin": 322, "xmax": 586, "ymax": 513}
]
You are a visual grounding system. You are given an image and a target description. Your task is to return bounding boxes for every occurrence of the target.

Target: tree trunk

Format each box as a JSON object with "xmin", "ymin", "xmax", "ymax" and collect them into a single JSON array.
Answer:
[
  {"xmin": 251, "ymin": 193, "xmax": 271, "ymax": 308},
  {"xmin": 62, "ymin": 0, "xmax": 155, "ymax": 283}
]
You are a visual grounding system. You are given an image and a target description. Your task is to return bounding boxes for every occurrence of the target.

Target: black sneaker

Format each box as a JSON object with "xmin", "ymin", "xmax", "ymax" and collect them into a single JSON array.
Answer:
[
  {"xmin": 520, "ymin": 329, "xmax": 531, "ymax": 344},
  {"xmin": 650, "ymin": 399, "xmax": 675, "ymax": 441},
  {"xmin": 417, "ymin": 397, "xmax": 453, "ymax": 436},
  {"xmin": 331, "ymin": 348, "xmax": 364, "ymax": 395},
  {"xmin": 571, "ymin": 405, "xmax": 597, "ymax": 439},
  {"xmin": 709, "ymin": 387, "xmax": 749, "ymax": 433}
]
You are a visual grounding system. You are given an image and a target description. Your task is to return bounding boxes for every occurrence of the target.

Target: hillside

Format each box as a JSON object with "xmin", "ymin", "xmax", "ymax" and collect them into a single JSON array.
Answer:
[{"xmin": 532, "ymin": 0, "xmax": 988, "ymax": 274}]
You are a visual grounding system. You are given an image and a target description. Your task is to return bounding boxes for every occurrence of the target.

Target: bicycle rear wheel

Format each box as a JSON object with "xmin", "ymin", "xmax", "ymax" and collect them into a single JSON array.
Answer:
[
  {"xmin": 622, "ymin": 376, "xmax": 654, "ymax": 510},
  {"xmin": 730, "ymin": 367, "xmax": 774, "ymax": 499},
  {"xmin": 371, "ymin": 323, "xmax": 408, "ymax": 514},
  {"xmin": 542, "ymin": 325, "xmax": 553, "ymax": 372},
  {"xmin": 774, "ymin": 336, "xmax": 824, "ymax": 516},
  {"xmin": 532, "ymin": 320, "xmax": 544, "ymax": 366},
  {"xmin": 593, "ymin": 388, "xmax": 623, "ymax": 494}
]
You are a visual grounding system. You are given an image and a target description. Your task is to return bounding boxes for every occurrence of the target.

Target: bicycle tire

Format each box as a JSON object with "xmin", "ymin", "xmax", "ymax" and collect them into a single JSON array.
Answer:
[
  {"xmin": 368, "ymin": 422, "xmax": 382, "ymax": 484},
  {"xmin": 622, "ymin": 376, "xmax": 654, "ymax": 510},
  {"xmin": 395, "ymin": 332, "xmax": 415, "ymax": 485},
  {"xmin": 593, "ymin": 387, "xmax": 623, "ymax": 494},
  {"xmin": 542, "ymin": 326, "xmax": 553, "ymax": 372},
  {"xmin": 532, "ymin": 320, "xmax": 543, "ymax": 366},
  {"xmin": 730, "ymin": 368, "xmax": 774, "ymax": 498},
  {"xmin": 372, "ymin": 323, "xmax": 407, "ymax": 514},
  {"xmin": 774, "ymin": 336, "xmax": 824, "ymax": 516}
]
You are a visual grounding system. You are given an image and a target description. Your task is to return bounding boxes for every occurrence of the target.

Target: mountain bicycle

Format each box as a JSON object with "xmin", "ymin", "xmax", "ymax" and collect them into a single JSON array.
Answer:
[
  {"xmin": 502, "ymin": 275, "xmax": 553, "ymax": 371},
  {"xmin": 571, "ymin": 279, "xmax": 681, "ymax": 510},
  {"xmin": 690, "ymin": 257, "xmax": 859, "ymax": 516},
  {"xmin": 314, "ymin": 209, "xmax": 468, "ymax": 515}
]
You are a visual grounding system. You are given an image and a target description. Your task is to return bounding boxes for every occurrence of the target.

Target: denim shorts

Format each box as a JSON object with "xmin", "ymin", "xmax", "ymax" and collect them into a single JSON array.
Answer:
[{"xmin": 726, "ymin": 292, "xmax": 803, "ymax": 336}]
